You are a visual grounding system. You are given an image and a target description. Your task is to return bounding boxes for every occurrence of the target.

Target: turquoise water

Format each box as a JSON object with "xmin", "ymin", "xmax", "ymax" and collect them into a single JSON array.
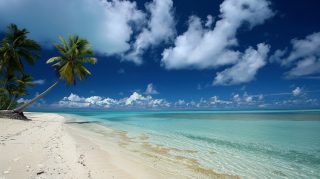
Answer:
[{"xmin": 62, "ymin": 110, "xmax": 320, "ymax": 178}]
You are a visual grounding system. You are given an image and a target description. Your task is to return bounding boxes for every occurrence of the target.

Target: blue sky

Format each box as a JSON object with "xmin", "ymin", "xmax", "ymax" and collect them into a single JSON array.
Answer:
[{"xmin": 0, "ymin": 0, "xmax": 320, "ymax": 110}]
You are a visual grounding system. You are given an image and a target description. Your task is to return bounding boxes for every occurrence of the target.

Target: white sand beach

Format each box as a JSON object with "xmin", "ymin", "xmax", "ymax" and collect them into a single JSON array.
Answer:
[{"xmin": 0, "ymin": 113, "xmax": 236, "ymax": 179}]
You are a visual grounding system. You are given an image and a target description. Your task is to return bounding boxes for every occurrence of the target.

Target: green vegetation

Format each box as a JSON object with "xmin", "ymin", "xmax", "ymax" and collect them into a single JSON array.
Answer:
[
  {"xmin": 0, "ymin": 24, "xmax": 40, "ymax": 110},
  {"xmin": 0, "ymin": 24, "xmax": 97, "ymax": 115}
]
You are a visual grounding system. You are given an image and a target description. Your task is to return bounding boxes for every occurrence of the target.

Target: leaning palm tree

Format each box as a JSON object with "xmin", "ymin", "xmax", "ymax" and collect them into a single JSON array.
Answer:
[{"xmin": 13, "ymin": 35, "xmax": 97, "ymax": 113}]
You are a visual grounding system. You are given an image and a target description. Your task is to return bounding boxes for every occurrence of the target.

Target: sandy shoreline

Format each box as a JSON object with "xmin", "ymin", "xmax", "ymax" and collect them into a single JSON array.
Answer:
[{"xmin": 0, "ymin": 112, "xmax": 237, "ymax": 179}]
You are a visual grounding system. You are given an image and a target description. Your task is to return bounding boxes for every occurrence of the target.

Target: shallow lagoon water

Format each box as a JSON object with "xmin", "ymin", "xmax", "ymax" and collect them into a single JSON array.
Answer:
[{"xmin": 62, "ymin": 110, "xmax": 320, "ymax": 178}]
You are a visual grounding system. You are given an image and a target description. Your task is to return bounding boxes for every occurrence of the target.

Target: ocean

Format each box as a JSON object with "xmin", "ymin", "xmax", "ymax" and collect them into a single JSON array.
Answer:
[{"xmin": 61, "ymin": 110, "xmax": 320, "ymax": 178}]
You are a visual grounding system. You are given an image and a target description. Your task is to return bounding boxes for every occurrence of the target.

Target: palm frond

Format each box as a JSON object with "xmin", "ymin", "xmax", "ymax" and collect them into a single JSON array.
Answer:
[
  {"xmin": 74, "ymin": 63, "xmax": 91, "ymax": 80},
  {"xmin": 58, "ymin": 36, "xmax": 68, "ymax": 50},
  {"xmin": 47, "ymin": 56, "xmax": 62, "ymax": 64},
  {"xmin": 78, "ymin": 57, "xmax": 97, "ymax": 64},
  {"xmin": 59, "ymin": 62, "xmax": 75, "ymax": 85},
  {"xmin": 18, "ymin": 49, "xmax": 36, "ymax": 65}
]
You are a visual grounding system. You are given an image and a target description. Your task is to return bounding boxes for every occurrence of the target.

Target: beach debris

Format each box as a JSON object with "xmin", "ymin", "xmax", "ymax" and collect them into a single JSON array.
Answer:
[
  {"xmin": 79, "ymin": 154, "xmax": 85, "ymax": 159},
  {"xmin": 36, "ymin": 170, "xmax": 45, "ymax": 175},
  {"xmin": 78, "ymin": 154, "xmax": 86, "ymax": 166}
]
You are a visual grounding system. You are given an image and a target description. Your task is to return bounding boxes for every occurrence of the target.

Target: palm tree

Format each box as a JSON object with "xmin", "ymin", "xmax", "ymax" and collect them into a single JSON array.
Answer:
[
  {"xmin": 0, "ymin": 24, "xmax": 40, "ymax": 79},
  {"xmin": 13, "ymin": 35, "xmax": 97, "ymax": 113},
  {"xmin": 0, "ymin": 24, "xmax": 40, "ymax": 113},
  {"xmin": 6, "ymin": 74, "xmax": 35, "ymax": 110}
]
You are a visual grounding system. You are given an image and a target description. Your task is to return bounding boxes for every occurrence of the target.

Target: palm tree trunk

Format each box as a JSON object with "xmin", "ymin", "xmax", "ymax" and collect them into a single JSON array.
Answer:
[
  {"xmin": 7, "ymin": 94, "xmax": 17, "ymax": 110},
  {"xmin": 13, "ymin": 79, "xmax": 60, "ymax": 113},
  {"xmin": 0, "ymin": 101, "xmax": 6, "ymax": 110}
]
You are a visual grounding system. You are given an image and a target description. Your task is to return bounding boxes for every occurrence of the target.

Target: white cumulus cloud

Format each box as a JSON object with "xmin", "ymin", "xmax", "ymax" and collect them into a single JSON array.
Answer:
[
  {"xmin": 161, "ymin": 0, "xmax": 273, "ymax": 85},
  {"xmin": 51, "ymin": 89, "xmax": 319, "ymax": 109},
  {"xmin": 125, "ymin": 0, "xmax": 176, "ymax": 64},
  {"xmin": 213, "ymin": 43, "xmax": 269, "ymax": 85},
  {"xmin": 231, "ymin": 92, "xmax": 263, "ymax": 105},
  {"xmin": 270, "ymin": 32, "xmax": 320, "ymax": 78},
  {"xmin": 57, "ymin": 92, "xmax": 169, "ymax": 109},
  {"xmin": 0, "ymin": 0, "xmax": 178, "ymax": 65},
  {"xmin": 161, "ymin": 0, "xmax": 273, "ymax": 69},
  {"xmin": 292, "ymin": 87, "xmax": 302, "ymax": 97},
  {"xmin": 210, "ymin": 96, "xmax": 231, "ymax": 105},
  {"xmin": 125, "ymin": 92, "xmax": 145, "ymax": 105},
  {"xmin": 63, "ymin": 93, "xmax": 83, "ymax": 102},
  {"xmin": 144, "ymin": 83, "xmax": 159, "ymax": 95}
]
